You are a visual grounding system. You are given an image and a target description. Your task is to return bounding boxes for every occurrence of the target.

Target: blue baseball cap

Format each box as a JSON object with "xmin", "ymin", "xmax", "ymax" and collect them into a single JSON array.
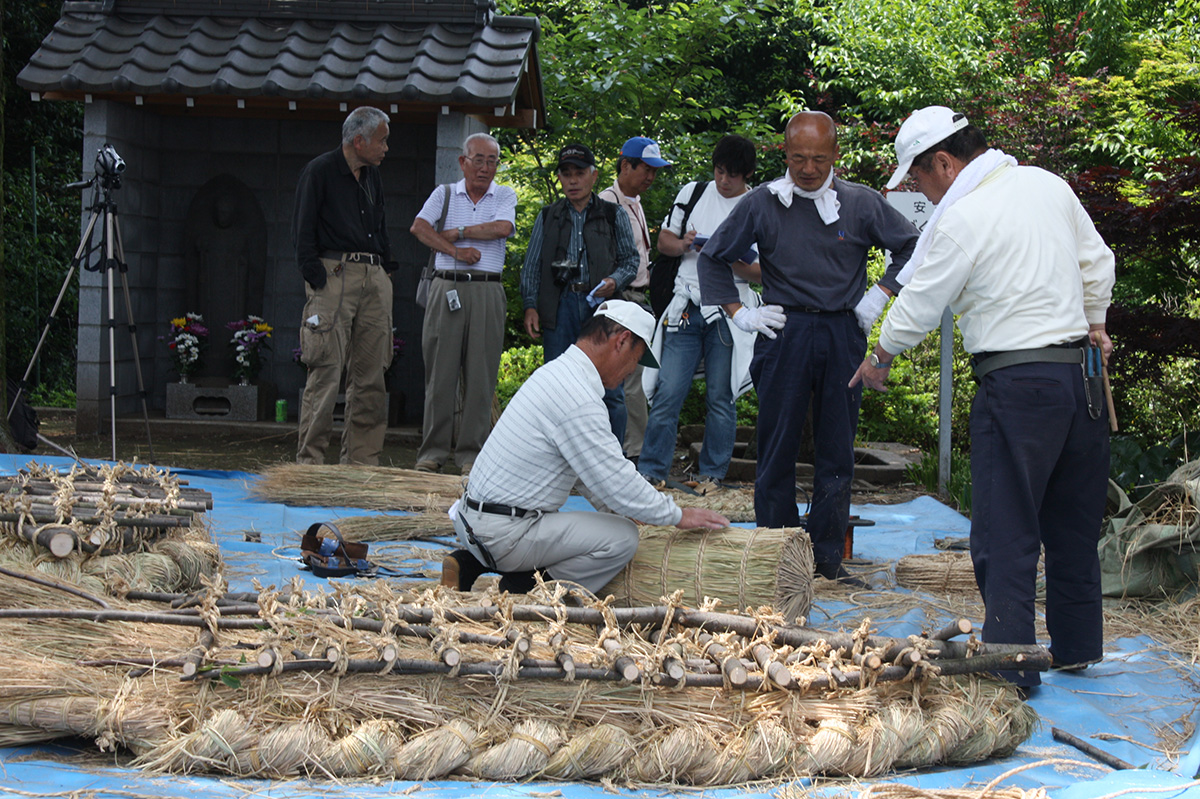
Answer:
[{"xmin": 619, "ymin": 136, "xmax": 672, "ymax": 168}]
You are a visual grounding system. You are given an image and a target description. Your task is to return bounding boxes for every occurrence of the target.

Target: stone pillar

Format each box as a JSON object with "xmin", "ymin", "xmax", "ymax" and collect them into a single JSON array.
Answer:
[{"xmin": 435, "ymin": 112, "xmax": 486, "ymax": 183}]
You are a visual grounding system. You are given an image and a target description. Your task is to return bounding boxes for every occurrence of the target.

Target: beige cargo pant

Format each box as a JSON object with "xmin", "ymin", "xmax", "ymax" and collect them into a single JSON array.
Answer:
[{"xmin": 296, "ymin": 258, "xmax": 393, "ymax": 465}]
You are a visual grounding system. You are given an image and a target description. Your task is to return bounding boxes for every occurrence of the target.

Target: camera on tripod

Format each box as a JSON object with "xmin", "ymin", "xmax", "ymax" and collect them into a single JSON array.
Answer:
[
  {"xmin": 65, "ymin": 144, "xmax": 126, "ymax": 192},
  {"xmin": 96, "ymin": 144, "xmax": 126, "ymax": 177}
]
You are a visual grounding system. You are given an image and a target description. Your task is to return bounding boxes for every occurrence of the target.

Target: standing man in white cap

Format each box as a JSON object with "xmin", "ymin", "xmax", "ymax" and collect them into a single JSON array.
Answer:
[
  {"xmin": 697, "ymin": 111, "xmax": 919, "ymax": 585},
  {"xmin": 850, "ymin": 106, "xmax": 1116, "ymax": 697},
  {"xmin": 600, "ymin": 136, "xmax": 673, "ymax": 460},
  {"xmin": 444, "ymin": 299, "xmax": 729, "ymax": 594}
]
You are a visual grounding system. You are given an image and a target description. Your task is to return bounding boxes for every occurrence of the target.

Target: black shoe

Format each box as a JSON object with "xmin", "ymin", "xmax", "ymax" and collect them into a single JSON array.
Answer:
[
  {"xmin": 498, "ymin": 570, "xmax": 538, "ymax": 594},
  {"xmin": 441, "ymin": 549, "xmax": 488, "ymax": 591},
  {"xmin": 815, "ymin": 562, "xmax": 869, "ymax": 589}
]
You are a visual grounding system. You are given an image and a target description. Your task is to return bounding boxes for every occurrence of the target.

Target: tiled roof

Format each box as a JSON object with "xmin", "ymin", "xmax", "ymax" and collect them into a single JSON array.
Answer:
[{"xmin": 17, "ymin": 0, "xmax": 543, "ymax": 121}]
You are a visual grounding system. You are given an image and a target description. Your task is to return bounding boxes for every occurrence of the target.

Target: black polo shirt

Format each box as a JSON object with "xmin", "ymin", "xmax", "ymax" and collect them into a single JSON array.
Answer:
[{"xmin": 293, "ymin": 147, "xmax": 393, "ymax": 289}]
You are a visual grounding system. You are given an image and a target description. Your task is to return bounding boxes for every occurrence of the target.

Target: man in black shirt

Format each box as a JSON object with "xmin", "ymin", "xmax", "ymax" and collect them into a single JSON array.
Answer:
[{"xmin": 293, "ymin": 106, "xmax": 396, "ymax": 465}]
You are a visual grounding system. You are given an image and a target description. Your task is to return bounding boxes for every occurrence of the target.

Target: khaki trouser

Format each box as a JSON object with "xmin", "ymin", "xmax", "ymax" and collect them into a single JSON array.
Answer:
[
  {"xmin": 454, "ymin": 502, "xmax": 639, "ymax": 594},
  {"xmin": 417, "ymin": 275, "xmax": 506, "ymax": 468},
  {"xmin": 296, "ymin": 258, "xmax": 393, "ymax": 465}
]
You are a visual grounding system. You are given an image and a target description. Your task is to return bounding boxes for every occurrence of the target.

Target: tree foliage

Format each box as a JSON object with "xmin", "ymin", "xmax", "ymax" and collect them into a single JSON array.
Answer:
[{"xmin": 2, "ymin": 0, "xmax": 83, "ymax": 403}]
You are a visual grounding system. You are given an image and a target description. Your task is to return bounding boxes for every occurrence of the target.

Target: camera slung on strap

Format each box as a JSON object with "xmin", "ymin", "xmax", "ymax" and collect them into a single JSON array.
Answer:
[{"xmin": 551, "ymin": 258, "xmax": 581, "ymax": 288}]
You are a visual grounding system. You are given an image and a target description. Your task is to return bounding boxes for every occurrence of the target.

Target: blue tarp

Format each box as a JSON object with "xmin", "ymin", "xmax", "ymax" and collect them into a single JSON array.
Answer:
[{"xmin": 3, "ymin": 453, "xmax": 1199, "ymax": 798}]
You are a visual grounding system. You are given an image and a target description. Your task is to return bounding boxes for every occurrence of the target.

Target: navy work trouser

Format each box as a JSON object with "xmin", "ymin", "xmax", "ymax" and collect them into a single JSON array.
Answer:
[
  {"xmin": 970, "ymin": 360, "xmax": 1109, "ymax": 687},
  {"xmin": 750, "ymin": 311, "xmax": 864, "ymax": 571}
]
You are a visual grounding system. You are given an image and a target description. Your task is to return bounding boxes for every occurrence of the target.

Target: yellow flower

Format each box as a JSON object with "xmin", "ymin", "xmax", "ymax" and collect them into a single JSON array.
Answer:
[
  {"xmin": 171, "ymin": 317, "xmax": 186, "ymax": 327},
  {"xmin": 255, "ymin": 322, "xmax": 274, "ymax": 335}
]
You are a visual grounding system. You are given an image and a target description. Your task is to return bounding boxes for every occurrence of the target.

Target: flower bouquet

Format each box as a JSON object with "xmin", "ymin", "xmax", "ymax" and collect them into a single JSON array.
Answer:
[
  {"xmin": 162, "ymin": 313, "xmax": 209, "ymax": 381},
  {"xmin": 227, "ymin": 315, "xmax": 273, "ymax": 384}
]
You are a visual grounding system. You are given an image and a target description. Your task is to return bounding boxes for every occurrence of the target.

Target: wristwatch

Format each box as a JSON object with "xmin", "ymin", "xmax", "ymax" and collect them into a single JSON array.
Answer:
[
  {"xmin": 457, "ymin": 225, "xmax": 466, "ymax": 241},
  {"xmin": 868, "ymin": 352, "xmax": 893, "ymax": 369}
]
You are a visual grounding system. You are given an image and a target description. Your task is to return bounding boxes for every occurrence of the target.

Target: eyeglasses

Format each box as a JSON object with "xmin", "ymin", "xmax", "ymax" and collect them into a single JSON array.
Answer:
[{"xmin": 466, "ymin": 155, "xmax": 500, "ymax": 168}]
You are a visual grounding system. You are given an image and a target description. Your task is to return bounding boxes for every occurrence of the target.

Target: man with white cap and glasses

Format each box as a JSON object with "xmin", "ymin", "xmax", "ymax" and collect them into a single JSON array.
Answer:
[
  {"xmin": 444, "ymin": 299, "xmax": 729, "ymax": 594},
  {"xmin": 850, "ymin": 106, "xmax": 1116, "ymax": 697}
]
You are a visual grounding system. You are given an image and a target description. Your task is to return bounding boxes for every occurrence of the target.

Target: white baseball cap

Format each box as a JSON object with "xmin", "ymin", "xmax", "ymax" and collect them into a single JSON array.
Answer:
[
  {"xmin": 886, "ymin": 106, "xmax": 970, "ymax": 190},
  {"xmin": 593, "ymin": 299, "xmax": 659, "ymax": 368}
]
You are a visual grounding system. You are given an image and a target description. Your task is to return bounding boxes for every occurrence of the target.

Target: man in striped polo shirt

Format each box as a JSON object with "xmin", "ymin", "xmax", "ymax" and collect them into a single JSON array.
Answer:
[
  {"xmin": 443, "ymin": 300, "xmax": 729, "ymax": 594},
  {"xmin": 410, "ymin": 133, "xmax": 518, "ymax": 475}
]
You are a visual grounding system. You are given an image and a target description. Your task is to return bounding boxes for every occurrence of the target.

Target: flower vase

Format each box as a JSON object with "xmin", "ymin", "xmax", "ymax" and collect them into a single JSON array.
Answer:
[
  {"xmin": 238, "ymin": 376, "xmax": 251, "ymax": 387},
  {"xmin": 179, "ymin": 373, "xmax": 191, "ymax": 385}
]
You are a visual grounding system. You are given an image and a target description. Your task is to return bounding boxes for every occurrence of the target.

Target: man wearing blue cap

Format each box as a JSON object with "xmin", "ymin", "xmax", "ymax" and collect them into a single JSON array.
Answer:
[{"xmin": 600, "ymin": 136, "xmax": 673, "ymax": 460}]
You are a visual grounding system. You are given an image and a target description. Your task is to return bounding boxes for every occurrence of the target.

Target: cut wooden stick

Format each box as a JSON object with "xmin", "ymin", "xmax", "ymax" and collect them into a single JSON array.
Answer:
[
  {"xmin": 930, "ymin": 618, "xmax": 973, "ymax": 641},
  {"xmin": 0, "ymin": 564, "xmax": 110, "ymax": 608},
  {"xmin": 1052, "ymin": 726, "xmax": 1133, "ymax": 770}
]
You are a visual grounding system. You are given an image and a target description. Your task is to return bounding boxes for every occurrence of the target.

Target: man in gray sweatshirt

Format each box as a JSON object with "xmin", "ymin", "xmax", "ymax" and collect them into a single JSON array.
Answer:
[{"xmin": 698, "ymin": 111, "xmax": 918, "ymax": 584}]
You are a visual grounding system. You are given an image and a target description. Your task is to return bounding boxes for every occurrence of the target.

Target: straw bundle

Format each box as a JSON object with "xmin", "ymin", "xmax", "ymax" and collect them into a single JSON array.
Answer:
[
  {"xmin": 464, "ymin": 718, "xmax": 566, "ymax": 779},
  {"xmin": 601, "ymin": 525, "xmax": 814, "ymax": 622},
  {"xmin": 802, "ymin": 718, "xmax": 857, "ymax": 774},
  {"xmin": 251, "ymin": 464, "xmax": 462, "ymax": 512},
  {"xmin": 895, "ymin": 552, "xmax": 978, "ymax": 594},
  {"xmin": 691, "ymin": 718, "xmax": 793, "ymax": 785},
  {"xmin": 231, "ymin": 721, "xmax": 329, "ymax": 777},
  {"xmin": 542, "ymin": 723, "xmax": 637, "ymax": 780},
  {"xmin": 668, "ymin": 485, "xmax": 756, "ymax": 523},
  {"xmin": 332, "ymin": 513, "xmax": 455, "ymax": 543},
  {"xmin": 134, "ymin": 709, "xmax": 254, "ymax": 773},
  {"xmin": 625, "ymin": 725, "xmax": 720, "ymax": 783},
  {"xmin": 0, "ymin": 559, "xmax": 1041, "ymax": 786},
  {"xmin": 392, "ymin": 719, "xmax": 477, "ymax": 779},
  {"xmin": 150, "ymin": 538, "xmax": 219, "ymax": 589},
  {"xmin": 319, "ymin": 719, "xmax": 402, "ymax": 776}
]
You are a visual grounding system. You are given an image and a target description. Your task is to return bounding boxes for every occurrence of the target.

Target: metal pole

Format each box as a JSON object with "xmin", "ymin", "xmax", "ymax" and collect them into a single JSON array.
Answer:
[
  {"xmin": 937, "ymin": 307, "xmax": 953, "ymax": 495},
  {"xmin": 106, "ymin": 206, "xmax": 119, "ymax": 462},
  {"xmin": 31, "ymin": 147, "xmax": 40, "ymax": 386}
]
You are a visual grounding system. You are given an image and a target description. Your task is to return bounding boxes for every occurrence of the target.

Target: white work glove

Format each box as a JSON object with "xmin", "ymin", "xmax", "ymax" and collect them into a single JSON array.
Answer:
[
  {"xmin": 730, "ymin": 304, "xmax": 786, "ymax": 339},
  {"xmin": 853, "ymin": 284, "xmax": 889, "ymax": 337}
]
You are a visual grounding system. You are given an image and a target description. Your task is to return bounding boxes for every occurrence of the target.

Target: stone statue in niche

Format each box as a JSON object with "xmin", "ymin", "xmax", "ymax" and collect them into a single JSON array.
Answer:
[{"xmin": 183, "ymin": 174, "xmax": 267, "ymax": 379}]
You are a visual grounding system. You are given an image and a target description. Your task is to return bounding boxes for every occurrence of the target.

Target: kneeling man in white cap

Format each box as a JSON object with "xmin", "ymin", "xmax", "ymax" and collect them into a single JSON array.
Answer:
[{"xmin": 445, "ymin": 299, "xmax": 729, "ymax": 594}]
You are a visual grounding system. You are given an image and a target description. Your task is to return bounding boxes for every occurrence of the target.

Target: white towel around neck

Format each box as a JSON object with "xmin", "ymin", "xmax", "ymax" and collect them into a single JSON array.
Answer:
[{"xmin": 767, "ymin": 170, "xmax": 840, "ymax": 225}]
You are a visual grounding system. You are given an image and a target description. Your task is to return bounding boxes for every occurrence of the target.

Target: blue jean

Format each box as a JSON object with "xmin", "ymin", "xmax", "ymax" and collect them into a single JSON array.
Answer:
[
  {"xmin": 543, "ymin": 289, "xmax": 626, "ymax": 444},
  {"xmin": 751, "ymin": 311, "xmax": 865, "ymax": 570},
  {"xmin": 969, "ymin": 360, "xmax": 1109, "ymax": 687},
  {"xmin": 639, "ymin": 304, "xmax": 736, "ymax": 481}
]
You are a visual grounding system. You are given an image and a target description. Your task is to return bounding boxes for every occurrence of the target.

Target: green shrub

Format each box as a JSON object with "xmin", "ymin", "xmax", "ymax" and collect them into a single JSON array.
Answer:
[
  {"xmin": 495, "ymin": 345, "xmax": 543, "ymax": 410},
  {"xmin": 906, "ymin": 451, "xmax": 973, "ymax": 515},
  {"xmin": 676, "ymin": 382, "xmax": 760, "ymax": 428},
  {"xmin": 27, "ymin": 384, "xmax": 76, "ymax": 408}
]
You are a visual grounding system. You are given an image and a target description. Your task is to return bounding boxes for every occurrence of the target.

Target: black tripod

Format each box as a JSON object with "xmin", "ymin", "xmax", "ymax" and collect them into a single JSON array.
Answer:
[{"xmin": 10, "ymin": 154, "xmax": 155, "ymax": 462}]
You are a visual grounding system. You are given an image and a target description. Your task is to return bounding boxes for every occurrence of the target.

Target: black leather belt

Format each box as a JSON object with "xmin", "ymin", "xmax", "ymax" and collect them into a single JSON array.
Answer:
[
  {"xmin": 780, "ymin": 305, "xmax": 852, "ymax": 315},
  {"xmin": 565, "ymin": 281, "xmax": 593, "ymax": 293},
  {"xmin": 322, "ymin": 251, "xmax": 383, "ymax": 266},
  {"xmin": 465, "ymin": 496, "xmax": 532, "ymax": 518},
  {"xmin": 433, "ymin": 270, "xmax": 502, "ymax": 282}
]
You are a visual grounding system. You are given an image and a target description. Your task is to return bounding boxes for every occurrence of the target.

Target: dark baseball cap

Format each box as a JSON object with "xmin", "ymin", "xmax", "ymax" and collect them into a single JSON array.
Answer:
[{"xmin": 556, "ymin": 143, "xmax": 596, "ymax": 171}]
